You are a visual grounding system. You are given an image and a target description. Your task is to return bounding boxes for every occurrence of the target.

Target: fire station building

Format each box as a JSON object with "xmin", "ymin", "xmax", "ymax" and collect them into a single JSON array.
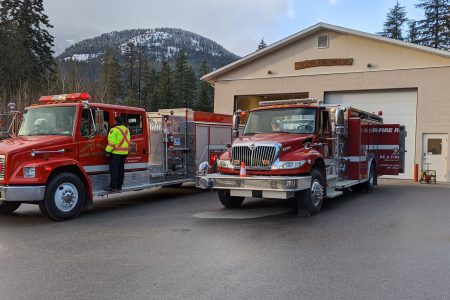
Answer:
[{"xmin": 202, "ymin": 23, "xmax": 450, "ymax": 182}]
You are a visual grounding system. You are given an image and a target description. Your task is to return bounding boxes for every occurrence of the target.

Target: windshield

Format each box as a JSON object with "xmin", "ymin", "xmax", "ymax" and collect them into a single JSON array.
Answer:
[
  {"xmin": 18, "ymin": 106, "xmax": 76, "ymax": 136},
  {"xmin": 243, "ymin": 108, "xmax": 316, "ymax": 135}
]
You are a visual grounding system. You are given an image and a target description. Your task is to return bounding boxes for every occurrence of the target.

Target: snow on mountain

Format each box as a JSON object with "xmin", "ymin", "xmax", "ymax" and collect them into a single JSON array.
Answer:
[{"xmin": 57, "ymin": 28, "xmax": 240, "ymax": 70}]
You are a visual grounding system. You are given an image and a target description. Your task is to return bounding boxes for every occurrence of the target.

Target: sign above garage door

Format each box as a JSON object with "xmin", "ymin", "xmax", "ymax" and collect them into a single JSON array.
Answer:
[
  {"xmin": 325, "ymin": 89, "xmax": 417, "ymax": 180},
  {"xmin": 295, "ymin": 58, "xmax": 353, "ymax": 70}
]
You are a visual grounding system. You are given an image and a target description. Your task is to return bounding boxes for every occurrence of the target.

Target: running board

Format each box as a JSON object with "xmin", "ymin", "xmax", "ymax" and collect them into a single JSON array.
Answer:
[{"xmin": 326, "ymin": 190, "xmax": 343, "ymax": 199}]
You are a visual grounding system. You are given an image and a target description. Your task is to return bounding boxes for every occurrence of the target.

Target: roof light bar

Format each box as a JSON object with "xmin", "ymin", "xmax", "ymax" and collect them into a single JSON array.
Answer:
[
  {"xmin": 259, "ymin": 98, "xmax": 322, "ymax": 106},
  {"xmin": 38, "ymin": 93, "xmax": 91, "ymax": 103}
]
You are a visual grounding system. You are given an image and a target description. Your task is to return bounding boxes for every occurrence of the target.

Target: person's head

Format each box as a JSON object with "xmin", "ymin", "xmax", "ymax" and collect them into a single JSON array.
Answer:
[
  {"xmin": 271, "ymin": 118, "xmax": 280, "ymax": 131},
  {"xmin": 115, "ymin": 116, "xmax": 124, "ymax": 126}
]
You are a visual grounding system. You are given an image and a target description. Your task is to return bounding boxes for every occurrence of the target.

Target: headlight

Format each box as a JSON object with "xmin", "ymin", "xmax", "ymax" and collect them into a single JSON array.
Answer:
[
  {"xmin": 217, "ymin": 159, "xmax": 234, "ymax": 169},
  {"xmin": 271, "ymin": 160, "xmax": 307, "ymax": 170},
  {"xmin": 23, "ymin": 166, "xmax": 36, "ymax": 178}
]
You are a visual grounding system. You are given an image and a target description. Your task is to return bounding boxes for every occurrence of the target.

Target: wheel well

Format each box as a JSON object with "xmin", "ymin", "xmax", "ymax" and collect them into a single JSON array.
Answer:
[
  {"xmin": 313, "ymin": 158, "xmax": 326, "ymax": 176},
  {"xmin": 47, "ymin": 165, "xmax": 91, "ymax": 203}
]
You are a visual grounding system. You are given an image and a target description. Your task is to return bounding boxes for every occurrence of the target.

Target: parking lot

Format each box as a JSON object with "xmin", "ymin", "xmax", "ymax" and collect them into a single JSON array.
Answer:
[{"xmin": 1, "ymin": 181, "xmax": 450, "ymax": 299}]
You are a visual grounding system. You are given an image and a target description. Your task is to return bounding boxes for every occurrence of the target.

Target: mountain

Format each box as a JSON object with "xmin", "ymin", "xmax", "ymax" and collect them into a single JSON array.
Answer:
[{"xmin": 57, "ymin": 28, "xmax": 240, "ymax": 70}]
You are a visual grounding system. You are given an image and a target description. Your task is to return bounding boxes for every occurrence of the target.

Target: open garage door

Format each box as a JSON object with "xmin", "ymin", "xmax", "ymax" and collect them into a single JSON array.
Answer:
[{"xmin": 325, "ymin": 89, "xmax": 417, "ymax": 180}]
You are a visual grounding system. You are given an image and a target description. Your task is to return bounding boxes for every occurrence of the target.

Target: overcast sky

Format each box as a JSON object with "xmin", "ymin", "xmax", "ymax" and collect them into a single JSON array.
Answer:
[{"xmin": 43, "ymin": 0, "xmax": 423, "ymax": 56}]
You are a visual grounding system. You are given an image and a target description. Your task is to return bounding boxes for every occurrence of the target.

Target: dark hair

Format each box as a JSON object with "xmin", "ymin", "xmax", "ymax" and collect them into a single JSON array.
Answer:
[{"xmin": 115, "ymin": 116, "xmax": 124, "ymax": 125}]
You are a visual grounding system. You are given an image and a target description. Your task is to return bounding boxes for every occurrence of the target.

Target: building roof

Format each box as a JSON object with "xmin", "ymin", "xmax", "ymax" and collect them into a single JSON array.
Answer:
[{"xmin": 202, "ymin": 22, "xmax": 450, "ymax": 83}]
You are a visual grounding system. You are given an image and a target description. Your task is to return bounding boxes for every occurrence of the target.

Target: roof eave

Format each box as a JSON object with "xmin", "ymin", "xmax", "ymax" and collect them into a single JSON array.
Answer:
[{"xmin": 201, "ymin": 22, "xmax": 450, "ymax": 83}]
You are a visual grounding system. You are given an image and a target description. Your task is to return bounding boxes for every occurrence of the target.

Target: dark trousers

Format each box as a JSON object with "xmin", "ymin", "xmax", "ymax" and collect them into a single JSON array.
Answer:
[{"xmin": 109, "ymin": 153, "xmax": 127, "ymax": 189}]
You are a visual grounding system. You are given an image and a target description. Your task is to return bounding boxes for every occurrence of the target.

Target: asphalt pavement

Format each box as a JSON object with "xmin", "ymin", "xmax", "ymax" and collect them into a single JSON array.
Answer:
[{"xmin": 1, "ymin": 181, "xmax": 450, "ymax": 300}]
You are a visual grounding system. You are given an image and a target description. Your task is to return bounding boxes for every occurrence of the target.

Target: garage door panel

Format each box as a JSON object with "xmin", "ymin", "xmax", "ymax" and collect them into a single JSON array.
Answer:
[{"xmin": 325, "ymin": 90, "xmax": 417, "ymax": 179}]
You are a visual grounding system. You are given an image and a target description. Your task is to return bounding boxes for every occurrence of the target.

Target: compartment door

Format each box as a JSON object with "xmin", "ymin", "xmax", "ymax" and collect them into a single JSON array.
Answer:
[{"xmin": 377, "ymin": 124, "xmax": 402, "ymax": 176}]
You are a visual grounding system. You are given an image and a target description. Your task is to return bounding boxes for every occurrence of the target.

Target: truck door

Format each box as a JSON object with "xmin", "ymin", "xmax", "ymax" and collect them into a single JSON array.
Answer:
[
  {"xmin": 122, "ymin": 112, "xmax": 148, "ymax": 169},
  {"xmin": 319, "ymin": 109, "xmax": 333, "ymax": 158},
  {"xmin": 78, "ymin": 108, "xmax": 110, "ymax": 173},
  {"xmin": 377, "ymin": 124, "xmax": 404, "ymax": 176}
]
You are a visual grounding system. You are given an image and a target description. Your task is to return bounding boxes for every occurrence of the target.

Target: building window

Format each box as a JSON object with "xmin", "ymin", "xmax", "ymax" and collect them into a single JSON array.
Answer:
[{"xmin": 318, "ymin": 35, "xmax": 329, "ymax": 48}]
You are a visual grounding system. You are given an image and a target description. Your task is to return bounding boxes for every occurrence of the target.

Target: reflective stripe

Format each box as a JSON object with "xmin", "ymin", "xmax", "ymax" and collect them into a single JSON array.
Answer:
[
  {"xmin": 84, "ymin": 163, "xmax": 148, "ymax": 173},
  {"xmin": 349, "ymin": 156, "xmax": 368, "ymax": 162},
  {"xmin": 363, "ymin": 145, "xmax": 399, "ymax": 150},
  {"xmin": 115, "ymin": 127, "xmax": 130, "ymax": 149}
]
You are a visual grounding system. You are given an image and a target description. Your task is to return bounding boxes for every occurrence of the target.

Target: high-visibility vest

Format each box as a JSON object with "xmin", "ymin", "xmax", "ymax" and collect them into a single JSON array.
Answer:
[{"xmin": 105, "ymin": 125, "xmax": 130, "ymax": 155}]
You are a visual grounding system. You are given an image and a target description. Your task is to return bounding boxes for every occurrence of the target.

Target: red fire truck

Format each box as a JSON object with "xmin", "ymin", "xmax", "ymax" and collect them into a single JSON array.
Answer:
[
  {"xmin": 197, "ymin": 98, "xmax": 406, "ymax": 215},
  {"xmin": 0, "ymin": 93, "xmax": 233, "ymax": 221}
]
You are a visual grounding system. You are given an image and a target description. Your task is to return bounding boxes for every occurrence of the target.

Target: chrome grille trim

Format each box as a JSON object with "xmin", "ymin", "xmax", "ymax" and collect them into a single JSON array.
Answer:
[
  {"xmin": 231, "ymin": 143, "xmax": 279, "ymax": 169},
  {"xmin": 0, "ymin": 155, "xmax": 5, "ymax": 180}
]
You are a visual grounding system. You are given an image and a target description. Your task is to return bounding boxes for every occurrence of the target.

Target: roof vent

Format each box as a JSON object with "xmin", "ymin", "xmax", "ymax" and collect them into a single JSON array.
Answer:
[{"xmin": 318, "ymin": 35, "xmax": 329, "ymax": 48}]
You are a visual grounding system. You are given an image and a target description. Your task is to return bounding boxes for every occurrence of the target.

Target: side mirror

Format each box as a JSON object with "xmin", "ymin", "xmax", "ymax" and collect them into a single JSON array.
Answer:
[{"xmin": 232, "ymin": 110, "xmax": 241, "ymax": 138}]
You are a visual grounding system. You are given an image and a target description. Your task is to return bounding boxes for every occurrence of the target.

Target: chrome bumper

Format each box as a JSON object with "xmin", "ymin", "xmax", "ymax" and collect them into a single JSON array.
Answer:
[
  {"xmin": 0, "ymin": 185, "xmax": 46, "ymax": 202},
  {"xmin": 196, "ymin": 174, "xmax": 311, "ymax": 199}
]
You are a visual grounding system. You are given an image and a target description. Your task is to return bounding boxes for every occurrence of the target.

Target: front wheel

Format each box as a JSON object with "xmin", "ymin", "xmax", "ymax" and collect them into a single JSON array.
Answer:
[
  {"xmin": 0, "ymin": 202, "xmax": 21, "ymax": 215},
  {"xmin": 295, "ymin": 168, "xmax": 325, "ymax": 216},
  {"xmin": 40, "ymin": 172, "xmax": 85, "ymax": 221},
  {"xmin": 218, "ymin": 190, "xmax": 244, "ymax": 208}
]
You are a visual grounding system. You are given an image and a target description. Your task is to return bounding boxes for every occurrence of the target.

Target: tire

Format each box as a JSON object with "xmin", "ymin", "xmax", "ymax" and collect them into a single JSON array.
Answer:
[
  {"xmin": 0, "ymin": 202, "xmax": 21, "ymax": 215},
  {"xmin": 40, "ymin": 172, "xmax": 85, "ymax": 221},
  {"xmin": 218, "ymin": 189, "xmax": 244, "ymax": 208},
  {"xmin": 361, "ymin": 163, "xmax": 376, "ymax": 193},
  {"xmin": 295, "ymin": 168, "xmax": 325, "ymax": 216}
]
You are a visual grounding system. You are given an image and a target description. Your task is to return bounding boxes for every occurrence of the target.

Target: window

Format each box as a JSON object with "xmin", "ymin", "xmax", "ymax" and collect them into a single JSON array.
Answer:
[
  {"xmin": 243, "ymin": 108, "xmax": 316, "ymax": 135},
  {"xmin": 100, "ymin": 111, "xmax": 110, "ymax": 136},
  {"xmin": 18, "ymin": 106, "xmax": 76, "ymax": 136},
  {"xmin": 127, "ymin": 114, "xmax": 143, "ymax": 135},
  {"xmin": 80, "ymin": 109, "xmax": 94, "ymax": 137},
  {"xmin": 318, "ymin": 35, "xmax": 329, "ymax": 48},
  {"xmin": 427, "ymin": 139, "xmax": 442, "ymax": 155}
]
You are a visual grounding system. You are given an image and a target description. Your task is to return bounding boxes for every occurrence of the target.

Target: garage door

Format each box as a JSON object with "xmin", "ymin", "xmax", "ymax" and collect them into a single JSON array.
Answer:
[{"xmin": 325, "ymin": 89, "xmax": 417, "ymax": 179}]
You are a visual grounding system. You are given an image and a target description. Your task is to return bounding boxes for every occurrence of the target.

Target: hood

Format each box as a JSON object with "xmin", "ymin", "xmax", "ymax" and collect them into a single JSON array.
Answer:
[
  {"xmin": 234, "ymin": 133, "xmax": 315, "ymax": 147},
  {"xmin": 0, "ymin": 135, "xmax": 73, "ymax": 155}
]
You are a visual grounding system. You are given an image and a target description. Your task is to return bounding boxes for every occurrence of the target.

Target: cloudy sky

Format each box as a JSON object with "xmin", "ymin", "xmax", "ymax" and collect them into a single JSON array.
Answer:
[{"xmin": 43, "ymin": 0, "xmax": 423, "ymax": 56}]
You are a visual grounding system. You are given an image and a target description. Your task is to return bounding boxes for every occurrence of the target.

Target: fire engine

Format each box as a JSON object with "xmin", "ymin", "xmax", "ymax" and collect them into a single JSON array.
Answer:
[
  {"xmin": 197, "ymin": 98, "xmax": 406, "ymax": 215},
  {"xmin": 0, "ymin": 93, "xmax": 233, "ymax": 221}
]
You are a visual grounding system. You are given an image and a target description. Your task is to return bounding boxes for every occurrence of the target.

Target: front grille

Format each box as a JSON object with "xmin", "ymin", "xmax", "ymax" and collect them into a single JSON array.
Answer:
[
  {"xmin": 232, "ymin": 145, "xmax": 278, "ymax": 169},
  {"xmin": 0, "ymin": 155, "xmax": 5, "ymax": 180}
]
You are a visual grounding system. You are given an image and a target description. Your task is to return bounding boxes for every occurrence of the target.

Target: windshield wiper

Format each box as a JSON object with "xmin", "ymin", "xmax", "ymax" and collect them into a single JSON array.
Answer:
[{"xmin": 243, "ymin": 132, "xmax": 260, "ymax": 135}]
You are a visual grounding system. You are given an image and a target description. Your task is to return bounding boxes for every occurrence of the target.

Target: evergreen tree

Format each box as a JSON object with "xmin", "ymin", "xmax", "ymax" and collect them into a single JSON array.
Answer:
[
  {"xmin": 407, "ymin": 20, "xmax": 420, "ymax": 43},
  {"xmin": 0, "ymin": 0, "xmax": 55, "ymax": 107},
  {"xmin": 124, "ymin": 42, "xmax": 138, "ymax": 105},
  {"xmin": 173, "ymin": 49, "xmax": 188, "ymax": 107},
  {"xmin": 183, "ymin": 65, "xmax": 197, "ymax": 108},
  {"xmin": 380, "ymin": 1, "xmax": 408, "ymax": 40},
  {"xmin": 415, "ymin": 0, "xmax": 450, "ymax": 50},
  {"xmin": 195, "ymin": 60, "xmax": 213, "ymax": 112},
  {"xmin": 141, "ymin": 60, "xmax": 159, "ymax": 111},
  {"xmin": 257, "ymin": 38, "xmax": 267, "ymax": 50},
  {"xmin": 158, "ymin": 61, "xmax": 173, "ymax": 109},
  {"xmin": 99, "ymin": 50, "xmax": 123, "ymax": 104}
]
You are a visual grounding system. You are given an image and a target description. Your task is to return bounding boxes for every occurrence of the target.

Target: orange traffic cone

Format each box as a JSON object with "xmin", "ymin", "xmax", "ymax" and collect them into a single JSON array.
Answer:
[{"xmin": 240, "ymin": 162, "xmax": 247, "ymax": 177}]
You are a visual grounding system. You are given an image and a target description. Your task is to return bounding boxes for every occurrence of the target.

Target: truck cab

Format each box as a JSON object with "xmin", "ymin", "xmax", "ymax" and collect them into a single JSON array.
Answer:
[{"xmin": 0, "ymin": 93, "xmax": 148, "ymax": 220}]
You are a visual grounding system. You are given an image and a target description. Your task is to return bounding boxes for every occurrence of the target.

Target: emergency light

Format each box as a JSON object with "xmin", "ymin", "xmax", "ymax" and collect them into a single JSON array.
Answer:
[
  {"xmin": 259, "ymin": 98, "xmax": 321, "ymax": 106},
  {"xmin": 38, "ymin": 93, "xmax": 91, "ymax": 103}
]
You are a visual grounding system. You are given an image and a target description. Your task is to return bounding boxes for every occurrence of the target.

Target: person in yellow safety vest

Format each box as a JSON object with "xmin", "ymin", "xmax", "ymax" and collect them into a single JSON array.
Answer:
[{"xmin": 103, "ymin": 116, "xmax": 131, "ymax": 192}]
